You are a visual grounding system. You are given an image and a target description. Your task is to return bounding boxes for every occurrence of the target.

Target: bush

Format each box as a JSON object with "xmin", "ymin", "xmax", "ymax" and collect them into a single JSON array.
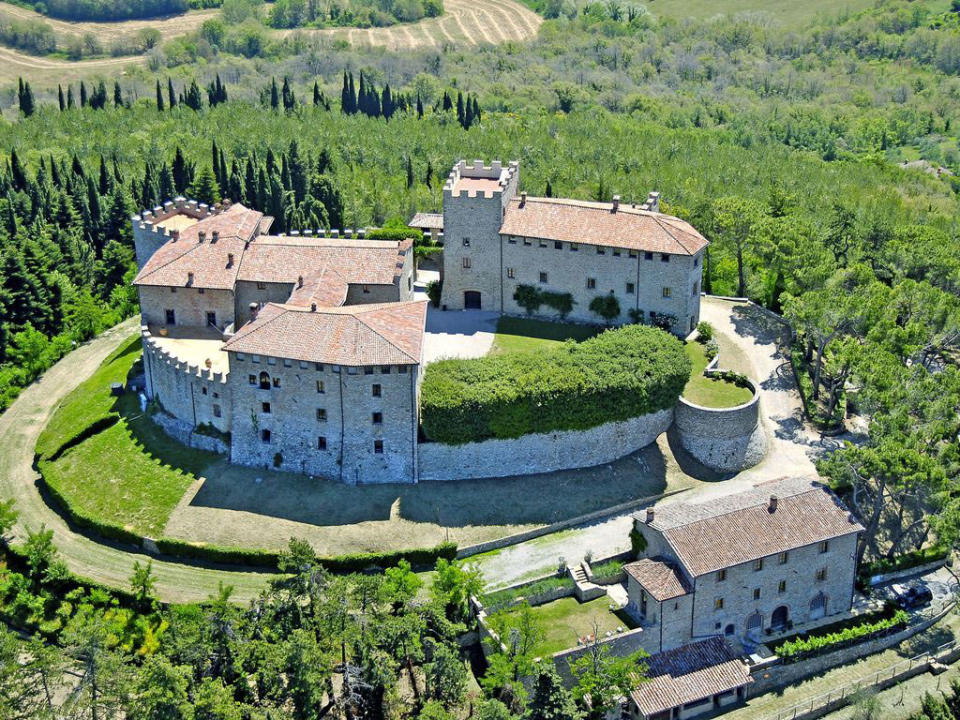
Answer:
[
  {"xmin": 421, "ymin": 324, "xmax": 689, "ymax": 444},
  {"xmin": 859, "ymin": 547, "xmax": 949, "ymax": 578},
  {"xmin": 512, "ymin": 284, "xmax": 574, "ymax": 318},
  {"xmin": 427, "ymin": 280, "xmax": 442, "ymax": 308},
  {"xmin": 696, "ymin": 321, "xmax": 714, "ymax": 342},
  {"xmin": 480, "ymin": 575, "xmax": 574, "ymax": 608},
  {"xmin": 366, "ymin": 226, "xmax": 423, "ymax": 242},
  {"xmin": 774, "ymin": 609, "xmax": 909, "ymax": 661},
  {"xmin": 589, "ymin": 559, "xmax": 624, "ymax": 582}
]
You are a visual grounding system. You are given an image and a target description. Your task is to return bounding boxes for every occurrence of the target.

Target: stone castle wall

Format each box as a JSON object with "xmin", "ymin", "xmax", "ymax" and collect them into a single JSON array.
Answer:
[
  {"xmin": 138, "ymin": 286, "xmax": 235, "ymax": 329},
  {"xmin": 418, "ymin": 407, "xmax": 674, "ymax": 482}
]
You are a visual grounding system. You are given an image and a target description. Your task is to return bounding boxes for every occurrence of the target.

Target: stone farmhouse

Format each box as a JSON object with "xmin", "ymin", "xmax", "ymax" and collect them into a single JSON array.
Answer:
[
  {"xmin": 434, "ymin": 160, "xmax": 707, "ymax": 335},
  {"xmin": 624, "ymin": 477, "xmax": 863, "ymax": 655},
  {"xmin": 132, "ymin": 198, "xmax": 426, "ymax": 484}
]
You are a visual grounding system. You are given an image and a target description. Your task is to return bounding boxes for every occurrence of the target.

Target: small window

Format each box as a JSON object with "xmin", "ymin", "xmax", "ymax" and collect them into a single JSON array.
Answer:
[
  {"xmin": 237, "ymin": 353, "xmax": 246, "ymax": 361},
  {"xmin": 462, "ymin": 257, "xmax": 472, "ymax": 269},
  {"xmin": 779, "ymin": 552, "xmax": 789, "ymax": 565},
  {"xmin": 819, "ymin": 541, "xmax": 830, "ymax": 554},
  {"xmin": 570, "ymin": 243, "xmax": 578, "ymax": 252},
  {"xmin": 170, "ymin": 287, "xmax": 176, "ymax": 293},
  {"xmin": 259, "ymin": 371, "xmax": 271, "ymax": 389},
  {"xmin": 261, "ymin": 429, "xmax": 271, "ymax": 443},
  {"xmin": 694, "ymin": 256, "xmax": 700, "ymax": 267},
  {"xmin": 507, "ymin": 236, "xmax": 517, "ymax": 244},
  {"xmin": 201, "ymin": 387, "xmax": 208, "ymax": 395},
  {"xmin": 381, "ymin": 366, "xmax": 391, "ymax": 374},
  {"xmin": 262, "ymin": 402, "xmax": 271, "ymax": 414},
  {"xmin": 372, "ymin": 412, "xmax": 383, "ymax": 425},
  {"xmin": 248, "ymin": 374, "xmax": 257, "ymax": 385},
  {"xmin": 644, "ymin": 251, "xmax": 653, "ymax": 260},
  {"xmin": 662, "ymin": 287, "xmax": 672, "ymax": 298},
  {"xmin": 362, "ymin": 285, "xmax": 370, "ymax": 294},
  {"xmin": 629, "ymin": 250, "xmax": 638, "ymax": 258},
  {"xmin": 554, "ymin": 241, "xmax": 562, "ymax": 250},
  {"xmin": 165, "ymin": 309, "xmax": 176, "ymax": 325},
  {"xmin": 272, "ymin": 377, "xmax": 281, "ymax": 388},
  {"xmin": 715, "ymin": 621, "xmax": 722, "ymax": 630},
  {"xmin": 626, "ymin": 282, "xmax": 635, "ymax": 294},
  {"xmin": 523, "ymin": 238, "xmax": 532, "ymax": 246},
  {"xmin": 612, "ymin": 248, "xmax": 621, "ymax": 256},
  {"xmin": 198, "ymin": 288, "xmax": 205, "ymax": 295},
  {"xmin": 299, "ymin": 361, "xmax": 308, "ymax": 369},
  {"xmin": 252, "ymin": 355, "xmax": 260, "ymax": 364},
  {"xmin": 364, "ymin": 367, "xmax": 374, "ymax": 375},
  {"xmin": 372, "ymin": 384, "xmax": 382, "ymax": 398},
  {"xmin": 816, "ymin": 567, "xmax": 828, "ymax": 582},
  {"xmin": 507, "ymin": 267, "xmax": 515, "ymax": 279},
  {"xmin": 716, "ymin": 569, "xmax": 726, "ymax": 582},
  {"xmin": 539, "ymin": 272, "xmax": 548, "ymax": 283},
  {"xmin": 596, "ymin": 246, "xmax": 605, "ymax": 255},
  {"xmin": 778, "ymin": 580, "xmax": 787, "ymax": 594},
  {"xmin": 754, "ymin": 558, "xmax": 763, "ymax": 572},
  {"xmin": 539, "ymin": 239, "xmax": 547, "ymax": 248},
  {"xmin": 374, "ymin": 440, "xmax": 384, "ymax": 454},
  {"xmin": 463, "ymin": 237, "xmax": 471, "ymax": 247},
  {"xmin": 283, "ymin": 358, "xmax": 291, "ymax": 368},
  {"xmin": 316, "ymin": 380, "xmax": 325, "ymax": 393},
  {"xmin": 661, "ymin": 254, "xmax": 670, "ymax": 262},
  {"xmin": 753, "ymin": 588, "xmax": 761, "ymax": 600},
  {"xmin": 206, "ymin": 312, "xmax": 217, "ymax": 327},
  {"xmin": 257, "ymin": 281, "xmax": 266, "ymax": 290},
  {"xmin": 586, "ymin": 278, "xmax": 596, "ymax": 290},
  {"xmin": 398, "ymin": 365, "xmax": 408, "ymax": 374},
  {"xmin": 267, "ymin": 357, "xmax": 276, "ymax": 366},
  {"xmin": 315, "ymin": 363, "xmax": 324, "ymax": 371},
  {"xmin": 316, "ymin": 408, "xmax": 327, "ymax": 422},
  {"xmin": 715, "ymin": 597, "xmax": 724, "ymax": 610},
  {"xmin": 317, "ymin": 436, "xmax": 327, "ymax": 450},
  {"xmin": 213, "ymin": 404, "xmax": 221, "ymax": 418}
]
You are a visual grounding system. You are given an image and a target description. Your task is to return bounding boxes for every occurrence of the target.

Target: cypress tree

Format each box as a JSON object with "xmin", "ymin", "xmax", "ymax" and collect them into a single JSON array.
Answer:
[
  {"xmin": 357, "ymin": 73, "xmax": 367, "ymax": 115},
  {"xmin": 416, "ymin": 93, "xmax": 423, "ymax": 119},
  {"xmin": 10, "ymin": 150, "xmax": 27, "ymax": 192},
  {"xmin": 425, "ymin": 160, "xmax": 433, "ymax": 187},
  {"xmin": 167, "ymin": 78, "xmax": 177, "ymax": 108},
  {"xmin": 172, "ymin": 147, "xmax": 190, "ymax": 194},
  {"xmin": 348, "ymin": 73, "xmax": 356, "ymax": 113},
  {"xmin": 67, "ymin": 85, "xmax": 75, "ymax": 109},
  {"xmin": 219, "ymin": 149, "xmax": 228, "ymax": 197},
  {"xmin": 442, "ymin": 91, "xmax": 452, "ymax": 111},
  {"xmin": 158, "ymin": 162, "xmax": 175, "ymax": 201},
  {"xmin": 228, "ymin": 161, "xmax": 244, "ymax": 203},
  {"xmin": 472, "ymin": 96, "xmax": 481, "ymax": 124},
  {"xmin": 18, "ymin": 79, "xmax": 35, "ymax": 117},
  {"xmin": 340, "ymin": 72, "xmax": 350, "ymax": 113},
  {"xmin": 113, "ymin": 81, "xmax": 123, "ymax": 108},
  {"xmin": 382, "ymin": 84, "xmax": 393, "ymax": 120},
  {"xmin": 464, "ymin": 96, "xmax": 474, "ymax": 129},
  {"xmin": 282, "ymin": 77, "xmax": 295, "ymax": 110},
  {"xmin": 156, "ymin": 79, "xmax": 165, "ymax": 111},
  {"xmin": 98, "ymin": 156, "xmax": 111, "ymax": 196},
  {"xmin": 184, "ymin": 80, "xmax": 203, "ymax": 111},
  {"xmin": 270, "ymin": 77, "xmax": 279, "ymax": 109},
  {"xmin": 212, "ymin": 140, "xmax": 221, "ymax": 187},
  {"xmin": 90, "ymin": 81, "xmax": 107, "ymax": 110},
  {"xmin": 406, "ymin": 156, "xmax": 414, "ymax": 189},
  {"xmin": 58, "ymin": 85, "xmax": 65, "ymax": 112},
  {"xmin": 456, "ymin": 91, "xmax": 465, "ymax": 127},
  {"xmin": 545, "ymin": 179, "xmax": 553, "ymax": 197},
  {"xmin": 244, "ymin": 158, "xmax": 257, "ymax": 207}
]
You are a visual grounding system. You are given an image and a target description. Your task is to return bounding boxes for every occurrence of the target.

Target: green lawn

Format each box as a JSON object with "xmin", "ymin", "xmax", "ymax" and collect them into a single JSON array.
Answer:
[
  {"xmin": 38, "ymin": 354, "xmax": 218, "ymax": 538},
  {"xmin": 682, "ymin": 342, "xmax": 754, "ymax": 409},
  {"xmin": 495, "ymin": 596, "xmax": 633, "ymax": 657},
  {"xmin": 489, "ymin": 316, "xmax": 600, "ymax": 355},
  {"xmin": 35, "ymin": 334, "xmax": 144, "ymax": 460}
]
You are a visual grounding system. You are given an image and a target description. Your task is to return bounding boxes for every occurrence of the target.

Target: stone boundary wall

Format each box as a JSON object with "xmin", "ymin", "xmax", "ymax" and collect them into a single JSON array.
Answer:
[
  {"xmin": 419, "ymin": 407, "xmax": 674, "ymax": 482},
  {"xmin": 674, "ymin": 363, "xmax": 765, "ymax": 473},
  {"xmin": 151, "ymin": 411, "xmax": 228, "ymax": 455},
  {"xmin": 868, "ymin": 558, "xmax": 948, "ymax": 586},
  {"xmin": 553, "ymin": 626, "xmax": 652, "ymax": 685}
]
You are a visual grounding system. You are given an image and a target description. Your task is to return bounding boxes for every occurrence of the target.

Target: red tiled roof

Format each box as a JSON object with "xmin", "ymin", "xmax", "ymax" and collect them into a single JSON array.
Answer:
[
  {"xmin": 222, "ymin": 301, "xmax": 428, "ymax": 366},
  {"xmin": 631, "ymin": 638, "xmax": 752, "ymax": 716},
  {"xmin": 623, "ymin": 558, "xmax": 691, "ymax": 601},
  {"xmin": 409, "ymin": 212, "xmax": 444, "ymax": 230},
  {"xmin": 499, "ymin": 197, "xmax": 708, "ymax": 255},
  {"xmin": 647, "ymin": 478, "xmax": 863, "ymax": 577}
]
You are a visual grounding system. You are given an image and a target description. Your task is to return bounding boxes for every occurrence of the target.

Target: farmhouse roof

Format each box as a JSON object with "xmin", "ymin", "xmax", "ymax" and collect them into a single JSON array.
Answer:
[
  {"xmin": 623, "ymin": 558, "xmax": 691, "ymax": 601},
  {"xmin": 639, "ymin": 477, "xmax": 863, "ymax": 577},
  {"xmin": 630, "ymin": 637, "xmax": 751, "ymax": 716},
  {"xmin": 222, "ymin": 300, "xmax": 428, "ymax": 366},
  {"xmin": 499, "ymin": 197, "xmax": 708, "ymax": 256},
  {"xmin": 408, "ymin": 212, "xmax": 444, "ymax": 230}
]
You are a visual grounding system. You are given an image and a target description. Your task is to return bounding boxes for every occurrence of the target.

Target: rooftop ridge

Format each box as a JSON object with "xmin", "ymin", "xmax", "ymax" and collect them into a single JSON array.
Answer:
[{"xmin": 516, "ymin": 195, "xmax": 685, "ymax": 222}]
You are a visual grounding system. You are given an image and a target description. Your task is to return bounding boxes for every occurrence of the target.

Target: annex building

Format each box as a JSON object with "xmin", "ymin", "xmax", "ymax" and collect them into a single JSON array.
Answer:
[
  {"xmin": 624, "ymin": 477, "xmax": 864, "ymax": 655},
  {"xmin": 432, "ymin": 160, "xmax": 707, "ymax": 335}
]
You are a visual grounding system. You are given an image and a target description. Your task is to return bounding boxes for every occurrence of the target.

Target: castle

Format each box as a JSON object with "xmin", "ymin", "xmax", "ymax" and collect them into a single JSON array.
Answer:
[{"xmin": 132, "ymin": 160, "xmax": 709, "ymax": 484}]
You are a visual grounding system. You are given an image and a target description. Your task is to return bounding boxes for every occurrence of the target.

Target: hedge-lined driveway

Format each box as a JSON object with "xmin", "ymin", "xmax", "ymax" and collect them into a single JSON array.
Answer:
[{"xmin": 0, "ymin": 318, "xmax": 273, "ymax": 604}]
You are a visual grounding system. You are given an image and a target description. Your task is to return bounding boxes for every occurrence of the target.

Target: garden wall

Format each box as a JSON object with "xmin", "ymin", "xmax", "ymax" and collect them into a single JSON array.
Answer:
[
  {"xmin": 150, "ymin": 411, "xmax": 228, "ymax": 455},
  {"xmin": 418, "ymin": 407, "xmax": 674, "ymax": 481},
  {"xmin": 673, "ymin": 378, "xmax": 765, "ymax": 473}
]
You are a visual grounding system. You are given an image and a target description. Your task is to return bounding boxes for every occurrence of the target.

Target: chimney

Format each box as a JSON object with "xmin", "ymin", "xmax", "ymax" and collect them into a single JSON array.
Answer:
[
  {"xmin": 769, "ymin": 495, "xmax": 778, "ymax": 513},
  {"xmin": 187, "ymin": 272, "xmax": 194, "ymax": 286},
  {"xmin": 645, "ymin": 507, "xmax": 655, "ymax": 524},
  {"xmin": 310, "ymin": 303, "xmax": 317, "ymax": 312},
  {"xmin": 612, "ymin": 195, "xmax": 620, "ymax": 212},
  {"xmin": 171, "ymin": 229, "xmax": 180, "ymax": 241},
  {"xmin": 227, "ymin": 253, "xmax": 235, "ymax": 267},
  {"xmin": 520, "ymin": 191, "xmax": 527, "ymax": 207},
  {"xmin": 249, "ymin": 303, "xmax": 258, "ymax": 320},
  {"xmin": 297, "ymin": 275, "xmax": 304, "ymax": 288},
  {"xmin": 211, "ymin": 231, "xmax": 219, "ymax": 243},
  {"xmin": 198, "ymin": 230, "xmax": 206, "ymax": 243},
  {"xmin": 647, "ymin": 191, "xmax": 660, "ymax": 213}
]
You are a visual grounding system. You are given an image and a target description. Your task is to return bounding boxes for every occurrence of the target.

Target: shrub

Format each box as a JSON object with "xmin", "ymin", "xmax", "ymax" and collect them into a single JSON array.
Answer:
[
  {"xmin": 512, "ymin": 285, "xmax": 574, "ymax": 318},
  {"xmin": 696, "ymin": 321, "xmax": 714, "ymax": 342},
  {"xmin": 859, "ymin": 547, "xmax": 948, "ymax": 578},
  {"xmin": 427, "ymin": 280, "xmax": 442, "ymax": 308},
  {"xmin": 480, "ymin": 575, "xmax": 574, "ymax": 608},
  {"xmin": 366, "ymin": 226, "xmax": 423, "ymax": 242},
  {"xmin": 589, "ymin": 559, "xmax": 624, "ymax": 582},
  {"xmin": 588, "ymin": 292, "xmax": 621, "ymax": 325},
  {"xmin": 421, "ymin": 325, "xmax": 689, "ymax": 444},
  {"xmin": 704, "ymin": 338, "xmax": 719, "ymax": 360}
]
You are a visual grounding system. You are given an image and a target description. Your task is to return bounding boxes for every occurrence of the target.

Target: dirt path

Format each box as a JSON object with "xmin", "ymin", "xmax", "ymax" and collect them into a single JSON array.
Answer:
[{"xmin": 0, "ymin": 318, "xmax": 272, "ymax": 605}]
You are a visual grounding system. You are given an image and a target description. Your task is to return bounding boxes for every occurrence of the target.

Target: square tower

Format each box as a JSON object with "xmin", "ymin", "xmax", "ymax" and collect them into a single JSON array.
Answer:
[{"xmin": 440, "ymin": 160, "xmax": 519, "ymax": 311}]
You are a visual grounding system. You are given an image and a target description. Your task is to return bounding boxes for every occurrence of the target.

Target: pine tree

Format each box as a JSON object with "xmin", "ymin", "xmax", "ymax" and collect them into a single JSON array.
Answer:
[
  {"xmin": 188, "ymin": 166, "xmax": 221, "ymax": 206},
  {"xmin": 156, "ymin": 80, "xmax": 165, "ymax": 111},
  {"xmin": 167, "ymin": 78, "xmax": 177, "ymax": 108},
  {"xmin": 184, "ymin": 80, "xmax": 203, "ymax": 111},
  {"xmin": 58, "ymin": 85, "xmax": 65, "ymax": 112},
  {"xmin": 113, "ymin": 81, "xmax": 123, "ymax": 108}
]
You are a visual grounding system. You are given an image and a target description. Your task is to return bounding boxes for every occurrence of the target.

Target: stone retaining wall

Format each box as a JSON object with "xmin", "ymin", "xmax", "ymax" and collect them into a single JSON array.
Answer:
[
  {"xmin": 673, "ymin": 374, "xmax": 765, "ymax": 473},
  {"xmin": 151, "ymin": 410, "xmax": 229, "ymax": 455},
  {"xmin": 418, "ymin": 407, "xmax": 674, "ymax": 481}
]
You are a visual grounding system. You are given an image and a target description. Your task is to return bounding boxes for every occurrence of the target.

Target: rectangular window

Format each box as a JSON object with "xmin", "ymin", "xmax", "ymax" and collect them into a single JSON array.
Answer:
[
  {"xmin": 213, "ymin": 404, "xmax": 221, "ymax": 418},
  {"xmin": 596, "ymin": 246, "xmax": 605, "ymax": 255},
  {"xmin": 267, "ymin": 357, "xmax": 276, "ymax": 366},
  {"xmin": 661, "ymin": 254, "xmax": 670, "ymax": 262},
  {"xmin": 317, "ymin": 436, "xmax": 327, "ymax": 450},
  {"xmin": 206, "ymin": 311, "xmax": 217, "ymax": 327},
  {"xmin": 716, "ymin": 569, "xmax": 726, "ymax": 582},
  {"xmin": 261, "ymin": 402, "xmax": 271, "ymax": 414},
  {"xmin": 523, "ymin": 238, "xmax": 532, "ymax": 246},
  {"xmin": 236, "ymin": 353, "xmax": 246, "ymax": 361},
  {"xmin": 662, "ymin": 287, "xmax": 672, "ymax": 298},
  {"xmin": 362, "ymin": 285, "xmax": 370, "ymax": 294},
  {"xmin": 463, "ymin": 237, "xmax": 471, "ymax": 247},
  {"xmin": 778, "ymin": 580, "xmax": 787, "ymax": 594},
  {"xmin": 586, "ymin": 278, "xmax": 596, "ymax": 289},
  {"xmin": 629, "ymin": 250, "xmax": 638, "ymax": 258},
  {"xmin": 626, "ymin": 282, "xmax": 635, "ymax": 294},
  {"xmin": 819, "ymin": 541, "xmax": 830, "ymax": 553},
  {"xmin": 283, "ymin": 358, "xmax": 292, "ymax": 368},
  {"xmin": 299, "ymin": 361, "xmax": 308, "ymax": 369},
  {"xmin": 316, "ymin": 380, "xmax": 325, "ymax": 393},
  {"xmin": 165, "ymin": 309, "xmax": 176, "ymax": 325},
  {"xmin": 248, "ymin": 375, "xmax": 256, "ymax": 385},
  {"xmin": 315, "ymin": 363, "xmax": 324, "ymax": 371},
  {"xmin": 753, "ymin": 588, "xmax": 761, "ymax": 600},
  {"xmin": 714, "ymin": 597, "xmax": 724, "ymax": 610},
  {"xmin": 198, "ymin": 288, "xmax": 205, "ymax": 295},
  {"xmin": 398, "ymin": 366, "xmax": 408, "ymax": 374},
  {"xmin": 613, "ymin": 248, "xmax": 621, "ymax": 256},
  {"xmin": 816, "ymin": 568, "xmax": 828, "ymax": 582},
  {"xmin": 507, "ymin": 268, "xmax": 515, "ymax": 279},
  {"xmin": 644, "ymin": 251, "xmax": 654, "ymax": 260},
  {"xmin": 257, "ymin": 281, "xmax": 267, "ymax": 290},
  {"xmin": 170, "ymin": 287, "xmax": 176, "ymax": 293},
  {"xmin": 539, "ymin": 239, "xmax": 547, "ymax": 248},
  {"xmin": 462, "ymin": 257, "xmax": 471, "ymax": 269},
  {"xmin": 374, "ymin": 440, "xmax": 384, "ymax": 454},
  {"xmin": 372, "ymin": 412, "xmax": 383, "ymax": 425},
  {"xmin": 372, "ymin": 384, "xmax": 382, "ymax": 398},
  {"xmin": 554, "ymin": 241, "xmax": 563, "ymax": 250},
  {"xmin": 508, "ymin": 236, "xmax": 517, "ymax": 244},
  {"xmin": 364, "ymin": 367, "xmax": 374, "ymax": 375},
  {"xmin": 272, "ymin": 377, "xmax": 281, "ymax": 388},
  {"xmin": 316, "ymin": 408, "xmax": 327, "ymax": 422},
  {"xmin": 201, "ymin": 387, "xmax": 208, "ymax": 396},
  {"xmin": 570, "ymin": 243, "xmax": 579, "ymax": 252},
  {"xmin": 261, "ymin": 429, "xmax": 271, "ymax": 443},
  {"xmin": 252, "ymin": 355, "xmax": 260, "ymax": 363},
  {"xmin": 381, "ymin": 366, "xmax": 391, "ymax": 374},
  {"xmin": 754, "ymin": 558, "xmax": 763, "ymax": 572},
  {"xmin": 539, "ymin": 272, "xmax": 548, "ymax": 283},
  {"xmin": 779, "ymin": 552, "xmax": 789, "ymax": 565}
]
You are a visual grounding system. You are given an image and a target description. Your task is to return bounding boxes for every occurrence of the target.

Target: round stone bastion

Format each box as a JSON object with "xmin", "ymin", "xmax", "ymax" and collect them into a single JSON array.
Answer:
[{"xmin": 673, "ymin": 379, "xmax": 766, "ymax": 474}]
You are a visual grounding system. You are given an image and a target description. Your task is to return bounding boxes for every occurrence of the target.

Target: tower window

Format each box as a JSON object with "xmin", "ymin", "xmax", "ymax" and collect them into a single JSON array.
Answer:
[
  {"xmin": 586, "ymin": 278, "xmax": 596, "ymax": 289},
  {"xmin": 317, "ymin": 436, "xmax": 327, "ymax": 450},
  {"xmin": 539, "ymin": 272, "xmax": 548, "ymax": 283},
  {"xmin": 317, "ymin": 380, "xmax": 325, "ymax": 393},
  {"xmin": 507, "ymin": 268, "xmax": 515, "ymax": 279},
  {"xmin": 372, "ymin": 384, "xmax": 382, "ymax": 398},
  {"xmin": 261, "ymin": 402, "xmax": 271, "ymax": 414},
  {"xmin": 374, "ymin": 440, "xmax": 384, "ymax": 454},
  {"xmin": 463, "ymin": 237, "xmax": 471, "ymax": 247},
  {"xmin": 662, "ymin": 287, "xmax": 672, "ymax": 298},
  {"xmin": 372, "ymin": 412, "xmax": 383, "ymax": 425},
  {"xmin": 316, "ymin": 408, "xmax": 327, "ymax": 422},
  {"xmin": 626, "ymin": 282, "xmax": 635, "ymax": 294},
  {"xmin": 462, "ymin": 257, "xmax": 472, "ymax": 269},
  {"xmin": 261, "ymin": 429, "xmax": 271, "ymax": 443}
]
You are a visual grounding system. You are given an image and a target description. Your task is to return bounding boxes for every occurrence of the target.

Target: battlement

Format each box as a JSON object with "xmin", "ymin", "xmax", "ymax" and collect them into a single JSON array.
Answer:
[
  {"xmin": 141, "ymin": 325, "xmax": 229, "ymax": 384},
  {"xmin": 131, "ymin": 196, "xmax": 234, "ymax": 241},
  {"xmin": 443, "ymin": 159, "xmax": 520, "ymax": 199}
]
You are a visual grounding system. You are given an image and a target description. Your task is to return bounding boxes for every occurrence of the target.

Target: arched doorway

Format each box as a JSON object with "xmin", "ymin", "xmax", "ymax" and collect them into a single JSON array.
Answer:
[
  {"xmin": 259, "ymin": 371, "xmax": 271, "ymax": 389},
  {"xmin": 724, "ymin": 624, "xmax": 735, "ymax": 637},
  {"xmin": 746, "ymin": 612, "xmax": 762, "ymax": 635},
  {"xmin": 810, "ymin": 592, "xmax": 827, "ymax": 620},
  {"xmin": 464, "ymin": 291, "xmax": 482, "ymax": 309},
  {"xmin": 771, "ymin": 605, "xmax": 789, "ymax": 630}
]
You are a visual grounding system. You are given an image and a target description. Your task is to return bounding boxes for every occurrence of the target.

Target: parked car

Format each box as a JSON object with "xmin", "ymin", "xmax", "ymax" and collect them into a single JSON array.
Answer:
[{"xmin": 890, "ymin": 581, "xmax": 933, "ymax": 609}]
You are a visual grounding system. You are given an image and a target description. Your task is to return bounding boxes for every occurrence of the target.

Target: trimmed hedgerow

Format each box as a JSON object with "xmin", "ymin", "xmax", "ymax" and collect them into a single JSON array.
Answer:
[
  {"xmin": 859, "ymin": 547, "xmax": 948, "ymax": 579},
  {"xmin": 421, "ymin": 324, "xmax": 689, "ymax": 444},
  {"xmin": 774, "ymin": 608, "xmax": 909, "ymax": 661},
  {"xmin": 480, "ymin": 575, "xmax": 575, "ymax": 609}
]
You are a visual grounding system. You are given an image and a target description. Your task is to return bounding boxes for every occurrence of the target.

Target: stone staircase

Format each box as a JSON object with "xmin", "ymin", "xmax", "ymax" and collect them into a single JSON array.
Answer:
[{"xmin": 569, "ymin": 562, "xmax": 607, "ymax": 603}]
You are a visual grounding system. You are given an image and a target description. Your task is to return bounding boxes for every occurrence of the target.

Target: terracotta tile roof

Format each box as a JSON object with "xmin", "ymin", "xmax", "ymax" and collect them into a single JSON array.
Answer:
[
  {"xmin": 222, "ymin": 301, "xmax": 428, "ymax": 366},
  {"xmin": 454, "ymin": 177, "xmax": 504, "ymax": 197},
  {"xmin": 409, "ymin": 212, "xmax": 444, "ymax": 230},
  {"xmin": 631, "ymin": 637, "xmax": 751, "ymax": 716},
  {"xmin": 642, "ymin": 478, "xmax": 863, "ymax": 577},
  {"xmin": 499, "ymin": 197, "xmax": 708, "ymax": 255},
  {"xmin": 623, "ymin": 558, "xmax": 691, "ymax": 601}
]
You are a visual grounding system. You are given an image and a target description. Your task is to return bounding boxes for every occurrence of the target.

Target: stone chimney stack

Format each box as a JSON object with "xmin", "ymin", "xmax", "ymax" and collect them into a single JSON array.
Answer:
[
  {"xmin": 198, "ymin": 230, "xmax": 206, "ymax": 243},
  {"xmin": 187, "ymin": 272, "xmax": 194, "ymax": 286},
  {"xmin": 249, "ymin": 303, "xmax": 258, "ymax": 321},
  {"xmin": 171, "ymin": 229, "xmax": 180, "ymax": 241},
  {"xmin": 769, "ymin": 495, "xmax": 778, "ymax": 513},
  {"xmin": 645, "ymin": 507, "xmax": 655, "ymax": 524},
  {"xmin": 647, "ymin": 191, "xmax": 660, "ymax": 213},
  {"xmin": 211, "ymin": 231, "xmax": 219, "ymax": 243},
  {"xmin": 227, "ymin": 253, "xmax": 234, "ymax": 267},
  {"xmin": 297, "ymin": 275, "xmax": 304, "ymax": 288},
  {"xmin": 612, "ymin": 195, "xmax": 620, "ymax": 212},
  {"xmin": 520, "ymin": 191, "xmax": 527, "ymax": 207},
  {"xmin": 310, "ymin": 303, "xmax": 317, "ymax": 312}
]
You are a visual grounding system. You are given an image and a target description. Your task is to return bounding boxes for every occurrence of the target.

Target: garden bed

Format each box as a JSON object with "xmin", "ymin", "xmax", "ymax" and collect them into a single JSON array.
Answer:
[{"xmin": 772, "ymin": 605, "xmax": 908, "ymax": 663}]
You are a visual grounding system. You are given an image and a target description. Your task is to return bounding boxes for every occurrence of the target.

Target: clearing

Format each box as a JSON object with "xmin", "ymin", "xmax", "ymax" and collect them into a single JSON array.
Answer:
[{"xmin": 681, "ymin": 341, "xmax": 754, "ymax": 409}]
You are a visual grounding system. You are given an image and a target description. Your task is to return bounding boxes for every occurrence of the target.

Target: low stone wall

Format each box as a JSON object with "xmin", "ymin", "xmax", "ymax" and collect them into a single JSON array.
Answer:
[
  {"xmin": 151, "ymin": 411, "xmax": 228, "ymax": 455},
  {"xmin": 867, "ymin": 558, "xmax": 948, "ymax": 586},
  {"xmin": 553, "ymin": 626, "xmax": 653, "ymax": 685},
  {"xmin": 418, "ymin": 408, "xmax": 674, "ymax": 482},
  {"xmin": 674, "ymin": 376, "xmax": 765, "ymax": 473}
]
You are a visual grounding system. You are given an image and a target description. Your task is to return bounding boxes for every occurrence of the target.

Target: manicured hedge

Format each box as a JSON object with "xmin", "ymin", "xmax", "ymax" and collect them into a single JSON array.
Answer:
[
  {"xmin": 367, "ymin": 227, "xmax": 423, "ymax": 241},
  {"xmin": 860, "ymin": 547, "xmax": 948, "ymax": 579},
  {"xmin": 774, "ymin": 609, "xmax": 909, "ymax": 661},
  {"xmin": 46, "ymin": 415, "xmax": 120, "ymax": 461},
  {"xmin": 421, "ymin": 325, "xmax": 689, "ymax": 444}
]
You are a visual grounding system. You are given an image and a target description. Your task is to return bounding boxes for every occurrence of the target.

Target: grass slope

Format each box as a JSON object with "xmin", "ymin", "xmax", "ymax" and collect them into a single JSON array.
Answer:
[{"xmin": 682, "ymin": 342, "xmax": 754, "ymax": 408}]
